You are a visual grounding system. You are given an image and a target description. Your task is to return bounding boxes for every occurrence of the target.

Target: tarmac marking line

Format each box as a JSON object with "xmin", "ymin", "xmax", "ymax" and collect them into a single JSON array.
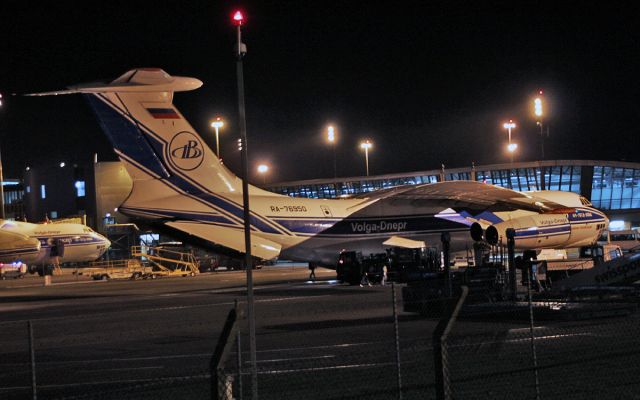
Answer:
[
  {"xmin": 255, "ymin": 355, "xmax": 335, "ymax": 364},
  {"xmin": 79, "ymin": 366, "xmax": 165, "ymax": 372}
]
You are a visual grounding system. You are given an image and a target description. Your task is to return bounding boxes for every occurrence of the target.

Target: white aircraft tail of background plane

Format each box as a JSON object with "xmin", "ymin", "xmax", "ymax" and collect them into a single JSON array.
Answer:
[{"xmin": 29, "ymin": 69, "xmax": 608, "ymax": 266}]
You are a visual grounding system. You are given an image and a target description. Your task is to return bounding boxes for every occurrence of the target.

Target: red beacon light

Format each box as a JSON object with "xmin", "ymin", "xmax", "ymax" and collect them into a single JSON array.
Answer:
[{"xmin": 233, "ymin": 10, "xmax": 244, "ymax": 26}]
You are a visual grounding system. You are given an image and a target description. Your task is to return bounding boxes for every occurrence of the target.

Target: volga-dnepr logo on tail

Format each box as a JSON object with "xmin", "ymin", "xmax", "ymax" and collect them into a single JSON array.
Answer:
[{"xmin": 168, "ymin": 131, "xmax": 205, "ymax": 171}]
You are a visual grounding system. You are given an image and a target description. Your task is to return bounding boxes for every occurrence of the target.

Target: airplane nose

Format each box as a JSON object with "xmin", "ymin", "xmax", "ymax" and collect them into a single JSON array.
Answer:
[{"xmin": 101, "ymin": 236, "xmax": 111, "ymax": 253}]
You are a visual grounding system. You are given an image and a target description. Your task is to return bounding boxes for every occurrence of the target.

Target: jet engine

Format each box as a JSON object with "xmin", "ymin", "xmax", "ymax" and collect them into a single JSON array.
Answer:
[{"xmin": 471, "ymin": 210, "xmax": 606, "ymax": 250}]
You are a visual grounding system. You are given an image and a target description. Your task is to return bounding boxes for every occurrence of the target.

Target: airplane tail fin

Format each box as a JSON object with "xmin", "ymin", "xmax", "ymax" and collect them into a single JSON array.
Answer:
[{"xmin": 30, "ymin": 69, "xmax": 244, "ymax": 194}]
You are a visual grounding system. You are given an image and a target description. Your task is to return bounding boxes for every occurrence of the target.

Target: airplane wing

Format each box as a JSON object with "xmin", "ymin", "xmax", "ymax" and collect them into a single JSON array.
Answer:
[
  {"xmin": 165, "ymin": 221, "xmax": 282, "ymax": 260},
  {"xmin": 364, "ymin": 180, "xmax": 567, "ymax": 213}
]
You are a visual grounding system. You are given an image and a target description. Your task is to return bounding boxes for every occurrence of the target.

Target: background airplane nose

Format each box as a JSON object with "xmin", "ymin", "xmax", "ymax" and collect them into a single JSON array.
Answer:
[{"xmin": 101, "ymin": 236, "xmax": 111, "ymax": 254}]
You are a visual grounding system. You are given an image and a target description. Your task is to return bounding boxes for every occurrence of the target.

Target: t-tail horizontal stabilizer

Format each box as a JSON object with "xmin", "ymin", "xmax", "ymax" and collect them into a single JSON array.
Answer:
[{"xmin": 25, "ymin": 69, "xmax": 202, "ymax": 96}]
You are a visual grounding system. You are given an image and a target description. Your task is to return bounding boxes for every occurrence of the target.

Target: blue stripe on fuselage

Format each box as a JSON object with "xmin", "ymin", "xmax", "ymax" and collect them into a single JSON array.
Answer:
[
  {"xmin": 275, "ymin": 216, "xmax": 465, "ymax": 236},
  {"xmin": 515, "ymin": 225, "xmax": 570, "ymax": 238},
  {"xmin": 85, "ymin": 94, "xmax": 170, "ymax": 178},
  {"xmin": 37, "ymin": 235, "xmax": 107, "ymax": 248}
]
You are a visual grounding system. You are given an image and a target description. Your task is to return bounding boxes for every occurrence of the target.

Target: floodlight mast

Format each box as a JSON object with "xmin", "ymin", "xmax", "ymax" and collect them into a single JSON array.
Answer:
[
  {"xmin": 211, "ymin": 117, "xmax": 224, "ymax": 158},
  {"xmin": 503, "ymin": 120, "xmax": 516, "ymax": 163},
  {"xmin": 534, "ymin": 91, "xmax": 548, "ymax": 160},
  {"xmin": 327, "ymin": 125, "xmax": 337, "ymax": 178},
  {"xmin": 233, "ymin": 9, "xmax": 258, "ymax": 400}
]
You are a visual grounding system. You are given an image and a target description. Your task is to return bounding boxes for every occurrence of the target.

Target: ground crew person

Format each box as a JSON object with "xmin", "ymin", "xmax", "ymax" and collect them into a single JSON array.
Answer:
[{"xmin": 309, "ymin": 263, "xmax": 317, "ymax": 281}]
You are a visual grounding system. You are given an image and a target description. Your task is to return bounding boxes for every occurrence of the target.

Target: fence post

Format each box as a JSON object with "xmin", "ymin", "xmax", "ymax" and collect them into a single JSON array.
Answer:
[
  {"xmin": 28, "ymin": 320, "xmax": 37, "ymax": 400},
  {"xmin": 211, "ymin": 303, "xmax": 240, "ymax": 400},
  {"xmin": 506, "ymin": 228, "xmax": 517, "ymax": 301},
  {"xmin": 526, "ymin": 264, "xmax": 541, "ymax": 400},
  {"xmin": 391, "ymin": 283, "xmax": 403, "ymax": 400},
  {"xmin": 433, "ymin": 286, "xmax": 468, "ymax": 400},
  {"xmin": 441, "ymin": 233, "xmax": 452, "ymax": 298},
  {"xmin": 237, "ymin": 330, "xmax": 243, "ymax": 400}
]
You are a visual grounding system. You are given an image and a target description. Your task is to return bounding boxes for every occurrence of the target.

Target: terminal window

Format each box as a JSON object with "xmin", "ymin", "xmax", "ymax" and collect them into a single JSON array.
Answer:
[
  {"xmin": 40, "ymin": 185, "xmax": 46, "ymax": 199},
  {"xmin": 75, "ymin": 181, "xmax": 86, "ymax": 197}
]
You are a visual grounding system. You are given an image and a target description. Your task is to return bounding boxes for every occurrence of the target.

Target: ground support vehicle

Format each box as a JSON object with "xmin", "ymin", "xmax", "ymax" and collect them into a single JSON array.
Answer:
[
  {"xmin": 530, "ymin": 244, "xmax": 623, "ymax": 287},
  {"xmin": 83, "ymin": 259, "xmax": 150, "ymax": 280},
  {"xmin": 401, "ymin": 266, "xmax": 505, "ymax": 315},
  {"xmin": 0, "ymin": 263, "xmax": 28, "ymax": 279},
  {"xmin": 82, "ymin": 246, "xmax": 200, "ymax": 280},
  {"xmin": 337, "ymin": 246, "xmax": 441, "ymax": 285}
]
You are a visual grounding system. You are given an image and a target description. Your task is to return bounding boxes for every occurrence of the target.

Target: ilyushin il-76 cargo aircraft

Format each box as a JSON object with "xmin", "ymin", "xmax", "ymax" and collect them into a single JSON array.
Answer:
[{"xmin": 30, "ymin": 69, "xmax": 609, "ymax": 266}]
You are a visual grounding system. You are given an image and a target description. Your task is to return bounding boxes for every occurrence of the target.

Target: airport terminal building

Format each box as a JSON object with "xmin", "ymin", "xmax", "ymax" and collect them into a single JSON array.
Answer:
[
  {"xmin": 265, "ymin": 160, "xmax": 640, "ymax": 230},
  {"xmin": 13, "ymin": 159, "xmax": 640, "ymax": 232}
]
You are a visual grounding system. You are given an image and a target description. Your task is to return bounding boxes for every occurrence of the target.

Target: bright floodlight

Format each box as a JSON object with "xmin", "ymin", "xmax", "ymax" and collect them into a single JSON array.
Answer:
[
  {"xmin": 507, "ymin": 143, "xmax": 518, "ymax": 152},
  {"xmin": 257, "ymin": 164, "xmax": 269, "ymax": 174},
  {"xmin": 503, "ymin": 120, "xmax": 516, "ymax": 129},
  {"xmin": 59, "ymin": 162, "xmax": 66, "ymax": 168},
  {"xmin": 211, "ymin": 117, "xmax": 224, "ymax": 129},
  {"xmin": 534, "ymin": 97, "xmax": 543, "ymax": 117},
  {"xmin": 327, "ymin": 126, "xmax": 335, "ymax": 143},
  {"xmin": 360, "ymin": 140, "xmax": 372, "ymax": 150},
  {"xmin": 233, "ymin": 10, "xmax": 244, "ymax": 25}
]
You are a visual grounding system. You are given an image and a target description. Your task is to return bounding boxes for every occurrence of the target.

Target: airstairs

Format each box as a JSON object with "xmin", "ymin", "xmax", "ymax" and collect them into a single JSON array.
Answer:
[
  {"xmin": 130, "ymin": 246, "xmax": 200, "ymax": 277},
  {"xmin": 82, "ymin": 246, "xmax": 200, "ymax": 280}
]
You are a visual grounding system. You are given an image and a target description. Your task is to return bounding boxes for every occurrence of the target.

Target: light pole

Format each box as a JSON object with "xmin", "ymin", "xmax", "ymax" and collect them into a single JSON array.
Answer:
[
  {"xmin": 327, "ymin": 125, "xmax": 336, "ymax": 178},
  {"xmin": 534, "ymin": 91, "xmax": 548, "ymax": 160},
  {"xmin": 210, "ymin": 117, "xmax": 224, "ymax": 159},
  {"xmin": 507, "ymin": 143, "xmax": 518, "ymax": 163},
  {"xmin": 360, "ymin": 139, "xmax": 372, "ymax": 176},
  {"xmin": 232, "ymin": 9, "xmax": 258, "ymax": 399},
  {"xmin": 257, "ymin": 164, "xmax": 269, "ymax": 185},
  {"xmin": 503, "ymin": 120, "xmax": 516, "ymax": 163}
]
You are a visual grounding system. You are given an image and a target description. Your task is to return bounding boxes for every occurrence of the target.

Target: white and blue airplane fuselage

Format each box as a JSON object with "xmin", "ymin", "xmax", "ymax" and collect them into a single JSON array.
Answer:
[
  {"xmin": 0, "ymin": 221, "xmax": 110, "ymax": 266},
  {"xmin": 29, "ymin": 69, "xmax": 608, "ymax": 266}
]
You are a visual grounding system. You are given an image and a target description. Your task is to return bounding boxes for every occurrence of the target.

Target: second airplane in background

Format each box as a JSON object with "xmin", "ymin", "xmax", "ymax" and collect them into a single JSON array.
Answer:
[{"xmin": 0, "ymin": 220, "xmax": 111, "ymax": 267}]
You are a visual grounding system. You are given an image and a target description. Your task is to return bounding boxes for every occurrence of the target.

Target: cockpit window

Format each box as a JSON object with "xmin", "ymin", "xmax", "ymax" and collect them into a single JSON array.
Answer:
[{"xmin": 579, "ymin": 196, "xmax": 592, "ymax": 206}]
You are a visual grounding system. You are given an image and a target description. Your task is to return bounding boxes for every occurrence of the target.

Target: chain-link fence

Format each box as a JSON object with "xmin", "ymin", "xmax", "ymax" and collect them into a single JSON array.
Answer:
[
  {"xmin": 0, "ymin": 302, "xmax": 217, "ymax": 399},
  {"xmin": 216, "ymin": 285, "xmax": 640, "ymax": 400},
  {"xmin": 2, "ymin": 280, "xmax": 640, "ymax": 399},
  {"xmin": 444, "ymin": 307, "xmax": 640, "ymax": 400},
  {"xmin": 216, "ymin": 283, "xmax": 436, "ymax": 400}
]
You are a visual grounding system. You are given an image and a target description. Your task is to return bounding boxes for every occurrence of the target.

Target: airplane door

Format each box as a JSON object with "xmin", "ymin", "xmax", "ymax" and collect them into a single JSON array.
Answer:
[
  {"xmin": 320, "ymin": 205, "xmax": 332, "ymax": 217},
  {"xmin": 50, "ymin": 239, "xmax": 65, "ymax": 258}
]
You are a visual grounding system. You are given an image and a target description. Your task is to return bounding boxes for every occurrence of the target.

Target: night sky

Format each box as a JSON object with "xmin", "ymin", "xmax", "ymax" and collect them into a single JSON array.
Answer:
[{"xmin": 1, "ymin": 1, "xmax": 638, "ymax": 183}]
